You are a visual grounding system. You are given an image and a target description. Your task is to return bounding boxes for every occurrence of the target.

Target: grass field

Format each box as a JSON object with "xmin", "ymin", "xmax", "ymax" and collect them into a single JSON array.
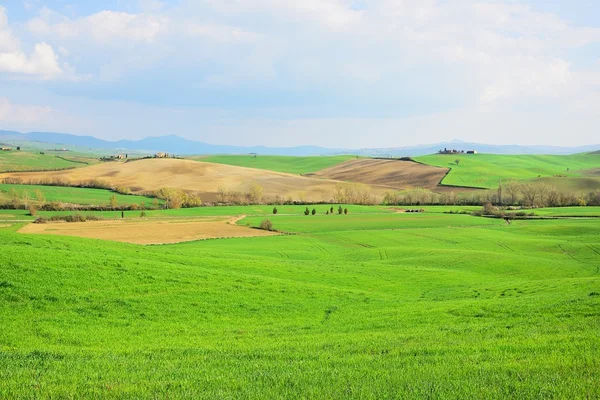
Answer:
[
  {"xmin": 416, "ymin": 153, "xmax": 600, "ymax": 189},
  {"xmin": 1, "ymin": 208, "xmax": 599, "ymax": 398},
  {"xmin": 0, "ymin": 184, "xmax": 159, "ymax": 207},
  {"xmin": 0, "ymin": 151, "xmax": 97, "ymax": 172},
  {"xmin": 197, "ymin": 155, "xmax": 356, "ymax": 174}
]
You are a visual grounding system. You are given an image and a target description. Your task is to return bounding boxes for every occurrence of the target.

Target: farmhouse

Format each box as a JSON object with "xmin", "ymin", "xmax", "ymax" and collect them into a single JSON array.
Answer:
[
  {"xmin": 155, "ymin": 152, "xmax": 169, "ymax": 158},
  {"xmin": 1, "ymin": 147, "xmax": 12, "ymax": 151}
]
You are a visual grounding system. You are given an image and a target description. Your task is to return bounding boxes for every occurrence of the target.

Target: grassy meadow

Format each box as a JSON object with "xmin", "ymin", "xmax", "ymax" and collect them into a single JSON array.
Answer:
[
  {"xmin": 0, "ymin": 184, "xmax": 159, "ymax": 207},
  {"xmin": 1, "ymin": 208, "xmax": 599, "ymax": 398},
  {"xmin": 0, "ymin": 151, "xmax": 98, "ymax": 172},
  {"xmin": 195, "ymin": 155, "xmax": 356, "ymax": 174},
  {"xmin": 416, "ymin": 153, "xmax": 599, "ymax": 189}
]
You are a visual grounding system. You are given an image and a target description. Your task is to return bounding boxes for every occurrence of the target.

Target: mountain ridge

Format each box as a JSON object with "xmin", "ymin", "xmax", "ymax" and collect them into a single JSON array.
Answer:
[{"xmin": 0, "ymin": 130, "xmax": 598, "ymax": 156}]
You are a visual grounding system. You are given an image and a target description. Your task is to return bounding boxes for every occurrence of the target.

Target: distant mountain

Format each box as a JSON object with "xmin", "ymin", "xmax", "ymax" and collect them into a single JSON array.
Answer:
[
  {"xmin": 0, "ymin": 130, "xmax": 598, "ymax": 156},
  {"xmin": 0, "ymin": 131, "xmax": 343, "ymax": 156}
]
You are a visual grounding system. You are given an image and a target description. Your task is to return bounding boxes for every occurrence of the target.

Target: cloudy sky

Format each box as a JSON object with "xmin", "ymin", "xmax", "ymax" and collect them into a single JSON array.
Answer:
[{"xmin": 0, "ymin": 0, "xmax": 599, "ymax": 148}]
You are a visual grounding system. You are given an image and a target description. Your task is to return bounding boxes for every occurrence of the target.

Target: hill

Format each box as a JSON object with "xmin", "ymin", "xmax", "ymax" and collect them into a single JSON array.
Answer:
[
  {"xmin": 306, "ymin": 158, "xmax": 458, "ymax": 191},
  {"xmin": 1, "ymin": 211, "xmax": 599, "ymax": 397},
  {"xmin": 0, "ymin": 158, "xmax": 395, "ymax": 202},
  {"xmin": 415, "ymin": 153, "xmax": 600, "ymax": 189},
  {"xmin": 196, "ymin": 155, "xmax": 356, "ymax": 174},
  {"xmin": 0, "ymin": 151, "xmax": 97, "ymax": 173},
  {"xmin": 2, "ymin": 130, "xmax": 598, "ymax": 156}
]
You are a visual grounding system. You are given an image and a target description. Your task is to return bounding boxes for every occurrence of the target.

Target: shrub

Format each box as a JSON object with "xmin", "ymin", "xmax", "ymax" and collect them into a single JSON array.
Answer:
[
  {"xmin": 311, "ymin": 208, "xmax": 316, "ymax": 215},
  {"xmin": 338, "ymin": 206, "xmax": 343, "ymax": 215},
  {"xmin": 344, "ymin": 208, "xmax": 348, "ymax": 214},
  {"xmin": 259, "ymin": 219, "xmax": 274, "ymax": 231},
  {"xmin": 273, "ymin": 207, "xmax": 278, "ymax": 215},
  {"xmin": 140, "ymin": 211, "xmax": 147, "ymax": 218},
  {"xmin": 304, "ymin": 207, "xmax": 310, "ymax": 216}
]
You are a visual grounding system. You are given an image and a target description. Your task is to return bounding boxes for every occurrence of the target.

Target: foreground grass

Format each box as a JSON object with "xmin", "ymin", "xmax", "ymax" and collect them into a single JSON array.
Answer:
[
  {"xmin": 416, "ymin": 153, "xmax": 599, "ymax": 189},
  {"xmin": 195, "ymin": 155, "xmax": 356, "ymax": 174},
  {"xmin": 0, "ymin": 184, "xmax": 159, "ymax": 207},
  {"xmin": 0, "ymin": 212, "xmax": 599, "ymax": 398}
]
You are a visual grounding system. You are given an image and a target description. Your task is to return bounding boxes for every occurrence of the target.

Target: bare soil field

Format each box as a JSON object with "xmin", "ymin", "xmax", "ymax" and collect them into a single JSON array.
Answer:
[
  {"xmin": 19, "ymin": 216, "xmax": 278, "ymax": 244},
  {"xmin": 0, "ymin": 158, "xmax": 397, "ymax": 202},
  {"xmin": 307, "ymin": 158, "xmax": 459, "ymax": 191}
]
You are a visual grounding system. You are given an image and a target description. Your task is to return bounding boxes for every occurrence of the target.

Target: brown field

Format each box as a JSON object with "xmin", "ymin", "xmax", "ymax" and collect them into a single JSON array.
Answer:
[
  {"xmin": 19, "ymin": 216, "xmax": 278, "ymax": 244},
  {"xmin": 307, "ymin": 158, "xmax": 457, "ymax": 191},
  {"xmin": 0, "ymin": 158, "xmax": 398, "ymax": 202}
]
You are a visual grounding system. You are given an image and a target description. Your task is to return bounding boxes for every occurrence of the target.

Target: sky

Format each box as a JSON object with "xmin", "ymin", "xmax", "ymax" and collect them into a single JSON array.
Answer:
[{"xmin": 0, "ymin": 0, "xmax": 599, "ymax": 148}]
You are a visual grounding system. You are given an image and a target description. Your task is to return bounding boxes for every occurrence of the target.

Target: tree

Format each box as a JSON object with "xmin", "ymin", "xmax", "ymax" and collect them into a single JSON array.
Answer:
[
  {"xmin": 34, "ymin": 189, "xmax": 46, "ymax": 204},
  {"xmin": 504, "ymin": 181, "xmax": 520, "ymax": 205},
  {"xmin": 338, "ymin": 206, "xmax": 343, "ymax": 214},
  {"xmin": 344, "ymin": 208, "xmax": 348, "ymax": 214},
  {"xmin": 520, "ymin": 183, "xmax": 537, "ymax": 207},
  {"xmin": 259, "ymin": 219, "xmax": 273, "ymax": 231},
  {"xmin": 273, "ymin": 207, "xmax": 278, "ymax": 215},
  {"xmin": 248, "ymin": 183, "xmax": 264, "ymax": 204},
  {"xmin": 326, "ymin": 210, "xmax": 329, "ymax": 215},
  {"xmin": 455, "ymin": 159, "xmax": 460, "ymax": 165},
  {"xmin": 330, "ymin": 206, "xmax": 334, "ymax": 213},
  {"xmin": 109, "ymin": 194, "xmax": 118, "ymax": 208},
  {"xmin": 140, "ymin": 211, "xmax": 147, "ymax": 218},
  {"xmin": 304, "ymin": 207, "xmax": 310, "ymax": 215},
  {"xmin": 311, "ymin": 208, "xmax": 316, "ymax": 215}
]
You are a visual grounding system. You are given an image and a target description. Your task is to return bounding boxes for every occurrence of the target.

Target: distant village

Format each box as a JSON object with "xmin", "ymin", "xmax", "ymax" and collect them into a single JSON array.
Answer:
[{"xmin": 438, "ymin": 148, "xmax": 478, "ymax": 154}]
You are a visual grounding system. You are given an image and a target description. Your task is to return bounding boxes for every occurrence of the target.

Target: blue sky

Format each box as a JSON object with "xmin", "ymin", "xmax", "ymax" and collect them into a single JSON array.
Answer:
[{"xmin": 1, "ymin": 0, "xmax": 599, "ymax": 148}]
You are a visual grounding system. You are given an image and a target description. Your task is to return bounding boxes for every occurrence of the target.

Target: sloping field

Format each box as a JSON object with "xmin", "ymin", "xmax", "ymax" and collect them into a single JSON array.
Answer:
[
  {"xmin": 0, "ymin": 151, "xmax": 92, "ymax": 172},
  {"xmin": 415, "ymin": 153, "xmax": 600, "ymax": 189},
  {"xmin": 0, "ymin": 158, "xmax": 393, "ymax": 202},
  {"xmin": 0, "ymin": 183, "xmax": 159, "ymax": 206},
  {"xmin": 19, "ymin": 216, "xmax": 277, "ymax": 244},
  {"xmin": 194, "ymin": 155, "xmax": 355, "ymax": 174},
  {"xmin": 1, "ymin": 214, "xmax": 599, "ymax": 398},
  {"xmin": 307, "ymin": 158, "xmax": 453, "ymax": 190}
]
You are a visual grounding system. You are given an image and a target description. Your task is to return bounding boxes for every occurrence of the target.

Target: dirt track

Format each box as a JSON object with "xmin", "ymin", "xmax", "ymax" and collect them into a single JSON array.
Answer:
[
  {"xmin": 19, "ymin": 217, "xmax": 278, "ymax": 244},
  {"xmin": 307, "ymin": 158, "xmax": 457, "ymax": 191}
]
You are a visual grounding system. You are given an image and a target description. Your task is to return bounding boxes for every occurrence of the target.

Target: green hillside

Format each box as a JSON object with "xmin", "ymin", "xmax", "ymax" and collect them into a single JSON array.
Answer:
[
  {"xmin": 195, "ymin": 155, "xmax": 356, "ymax": 174},
  {"xmin": 415, "ymin": 153, "xmax": 599, "ymax": 189},
  {"xmin": 0, "ymin": 151, "xmax": 97, "ymax": 172},
  {"xmin": 1, "ymin": 211, "xmax": 599, "ymax": 398},
  {"xmin": 0, "ymin": 184, "xmax": 159, "ymax": 207}
]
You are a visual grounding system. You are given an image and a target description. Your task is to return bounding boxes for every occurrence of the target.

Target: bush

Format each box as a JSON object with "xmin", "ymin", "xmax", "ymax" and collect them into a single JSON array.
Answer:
[
  {"xmin": 311, "ymin": 208, "xmax": 316, "ymax": 215},
  {"xmin": 344, "ymin": 208, "xmax": 348, "ymax": 214},
  {"xmin": 140, "ymin": 211, "xmax": 147, "ymax": 218},
  {"xmin": 273, "ymin": 207, "xmax": 278, "ymax": 215},
  {"xmin": 259, "ymin": 219, "xmax": 274, "ymax": 231},
  {"xmin": 304, "ymin": 207, "xmax": 310, "ymax": 216},
  {"xmin": 338, "ymin": 206, "xmax": 343, "ymax": 215}
]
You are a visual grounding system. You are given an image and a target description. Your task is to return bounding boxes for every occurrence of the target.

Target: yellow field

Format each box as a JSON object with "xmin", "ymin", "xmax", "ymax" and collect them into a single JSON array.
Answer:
[
  {"xmin": 0, "ymin": 158, "xmax": 398, "ymax": 202},
  {"xmin": 19, "ymin": 216, "xmax": 279, "ymax": 244}
]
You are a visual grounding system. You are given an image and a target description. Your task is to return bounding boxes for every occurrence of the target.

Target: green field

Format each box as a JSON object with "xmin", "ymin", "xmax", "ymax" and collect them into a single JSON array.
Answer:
[
  {"xmin": 416, "ymin": 153, "xmax": 600, "ymax": 189},
  {"xmin": 1, "ymin": 208, "xmax": 599, "ymax": 398},
  {"xmin": 195, "ymin": 155, "xmax": 356, "ymax": 174},
  {"xmin": 0, "ymin": 151, "xmax": 97, "ymax": 172},
  {"xmin": 0, "ymin": 184, "xmax": 159, "ymax": 207}
]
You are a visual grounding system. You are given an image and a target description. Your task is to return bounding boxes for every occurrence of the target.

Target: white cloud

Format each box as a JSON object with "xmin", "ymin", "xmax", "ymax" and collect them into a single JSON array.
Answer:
[
  {"xmin": 0, "ymin": 6, "xmax": 62, "ymax": 79},
  {"xmin": 27, "ymin": 8, "xmax": 168, "ymax": 44},
  {"xmin": 0, "ymin": 97, "xmax": 53, "ymax": 123}
]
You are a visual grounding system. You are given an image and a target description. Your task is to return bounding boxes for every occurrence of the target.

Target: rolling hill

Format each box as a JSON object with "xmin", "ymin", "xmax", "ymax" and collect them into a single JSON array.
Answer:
[{"xmin": 415, "ymin": 153, "xmax": 600, "ymax": 189}]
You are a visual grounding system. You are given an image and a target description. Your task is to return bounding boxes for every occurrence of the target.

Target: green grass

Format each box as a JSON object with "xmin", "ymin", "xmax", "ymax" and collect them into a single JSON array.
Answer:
[
  {"xmin": 0, "ymin": 184, "xmax": 159, "ymax": 207},
  {"xmin": 416, "ymin": 153, "xmax": 600, "ymax": 189},
  {"xmin": 1, "ymin": 210, "xmax": 599, "ymax": 398},
  {"xmin": 534, "ymin": 206, "xmax": 600, "ymax": 217},
  {"xmin": 34, "ymin": 204, "xmax": 390, "ymax": 219},
  {"xmin": 0, "ymin": 151, "xmax": 99, "ymax": 172},
  {"xmin": 195, "ymin": 155, "xmax": 356, "ymax": 174}
]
